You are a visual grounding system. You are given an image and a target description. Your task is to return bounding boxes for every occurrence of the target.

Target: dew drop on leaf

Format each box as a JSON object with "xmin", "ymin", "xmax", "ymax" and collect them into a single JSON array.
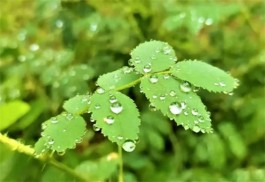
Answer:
[
  {"xmin": 191, "ymin": 109, "xmax": 199, "ymax": 116},
  {"xmin": 94, "ymin": 104, "xmax": 101, "ymax": 110},
  {"xmin": 169, "ymin": 102, "xmax": 182, "ymax": 115},
  {"xmin": 51, "ymin": 117, "xmax": 58, "ymax": 124},
  {"xmin": 135, "ymin": 57, "xmax": 141, "ymax": 64},
  {"xmin": 104, "ymin": 116, "xmax": 115, "ymax": 125},
  {"xmin": 117, "ymin": 136, "xmax": 124, "ymax": 140},
  {"xmin": 96, "ymin": 87, "xmax": 105, "ymax": 94},
  {"xmin": 143, "ymin": 64, "xmax": 152, "ymax": 73},
  {"xmin": 149, "ymin": 103, "xmax": 157, "ymax": 111},
  {"xmin": 180, "ymin": 102, "xmax": 187, "ymax": 109},
  {"xmin": 192, "ymin": 125, "xmax": 201, "ymax": 133},
  {"xmin": 152, "ymin": 95, "xmax": 158, "ymax": 99},
  {"xmin": 180, "ymin": 81, "xmax": 192, "ymax": 93},
  {"xmin": 48, "ymin": 139, "xmax": 54, "ymax": 145},
  {"xmin": 159, "ymin": 95, "xmax": 166, "ymax": 101},
  {"xmin": 169, "ymin": 90, "xmax": 176, "ymax": 97},
  {"xmin": 163, "ymin": 74, "xmax": 170, "ymax": 79},
  {"xmin": 110, "ymin": 102, "xmax": 123, "ymax": 114},
  {"xmin": 122, "ymin": 140, "xmax": 136, "ymax": 152},
  {"xmin": 109, "ymin": 95, "xmax": 118, "ymax": 103},
  {"xmin": 93, "ymin": 124, "xmax": 100, "ymax": 132},
  {"xmin": 149, "ymin": 75, "xmax": 158, "ymax": 83},
  {"xmin": 58, "ymin": 151, "xmax": 65, "ymax": 156}
]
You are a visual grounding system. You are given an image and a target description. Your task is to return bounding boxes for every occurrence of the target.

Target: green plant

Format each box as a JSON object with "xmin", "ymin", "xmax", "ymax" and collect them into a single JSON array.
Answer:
[{"xmin": 31, "ymin": 40, "xmax": 237, "ymax": 181}]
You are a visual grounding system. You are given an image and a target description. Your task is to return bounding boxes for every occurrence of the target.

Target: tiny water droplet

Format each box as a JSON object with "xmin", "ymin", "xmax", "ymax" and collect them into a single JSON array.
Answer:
[
  {"xmin": 135, "ymin": 57, "xmax": 141, "ymax": 64},
  {"xmin": 149, "ymin": 103, "xmax": 156, "ymax": 111},
  {"xmin": 58, "ymin": 151, "xmax": 65, "ymax": 156},
  {"xmin": 193, "ymin": 87, "xmax": 200, "ymax": 92},
  {"xmin": 194, "ymin": 120, "xmax": 199, "ymax": 124},
  {"xmin": 66, "ymin": 113, "xmax": 73, "ymax": 120},
  {"xmin": 51, "ymin": 117, "xmax": 58, "ymax": 124},
  {"xmin": 143, "ymin": 65, "xmax": 152, "ymax": 73},
  {"xmin": 90, "ymin": 119, "xmax": 95, "ymax": 123},
  {"xmin": 163, "ymin": 74, "xmax": 170, "ymax": 79},
  {"xmin": 184, "ymin": 111, "xmax": 188, "ymax": 116},
  {"xmin": 122, "ymin": 140, "xmax": 136, "ymax": 152},
  {"xmin": 149, "ymin": 75, "xmax": 158, "ymax": 83},
  {"xmin": 169, "ymin": 102, "xmax": 182, "ymax": 115},
  {"xmin": 123, "ymin": 67, "xmax": 133, "ymax": 74},
  {"xmin": 81, "ymin": 95, "xmax": 90, "ymax": 102},
  {"xmin": 181, "ymin": 102, "xmax": 187, "ymax": 109},
  {"xmin": 93, "ymin": 124, "xmax": 100, "ymax": 132},
  {"xmin": 104, "ymin": 116, "xmax": 115, "ymax": 124},
  {"xmin": 159, "ymin": 95, "xmax": 166, "ymax": 101},
  {"xmin": 163, "ymin": 46, "xmax": 172, "ymax": 55},
  {"xmin": 48, "ymin": 139, "xmax": 54, "ymax": 145},
  {"xmin": 191, "ymin": 109, "xmax": 199, "ymax": 116},
  {"xmin": 151, "ymin": 55, "xmax": 156, "ymax": 60},
  {"xmin": 180, "ymin": 81, "xmax": 192, "ymax": 93},
  {"xmin": 152, "ymin": 95, "xmax": 158, "ymax": 99},
  {"xmin": 117, "ymin": 136, "xmax": 124, "ymax": 140},
  {"xmin": 219, "ymin": 82, "xmax": 226, "ymax": 87},
  {"xmin": 95, "ymin": 104, "xmax": 101, "ymax": 109},
  {"xmin": 192, "ymin": 125, "xmax": 201, "ymax": 133},
  {"xmin": 109, "ymin": 95, "xmax": 118, "ymax": 103},
  {"xmin": 110, "ymin": 102, "xmax": 123, "ymax": 114},
  {"xmin": 96, "ymin": 87, "xmax": 105, "ymax": 94},
  {"xmin": 169, "ymin": 90, "xmax": 176, "ymax": 97}
]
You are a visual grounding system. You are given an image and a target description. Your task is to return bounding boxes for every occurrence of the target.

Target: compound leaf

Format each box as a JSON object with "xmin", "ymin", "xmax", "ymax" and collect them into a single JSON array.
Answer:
[
  {"xmin": 36, "ymin": 113, "xmax": 87, "ymax": 153},
  {"xmin": 89, "ymin": 91, "xmax": 140, "ymax": 146},
  {"xmin": 171, "ymin": 60, "xmax": 239, "ymax": 93},
  {"xmin": 96, "ymin": 66, "xmax": 140, "ymax": 90},
  {"xmin": 130, "ymin": 40, "xmax": 177, "ymax": 74},
  {"xmin": 63, "ymin": 94, "xmax": 91, "ymax": 114},
  {"xmin": 140, "ymin": 74, "xmax": 212, "ymax": 133}
]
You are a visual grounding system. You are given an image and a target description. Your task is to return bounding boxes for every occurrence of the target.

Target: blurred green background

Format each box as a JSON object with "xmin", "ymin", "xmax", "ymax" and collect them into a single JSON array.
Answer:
[{"xmin": 0, "ymin": 0, "xmax": 264, "ymax": 181}]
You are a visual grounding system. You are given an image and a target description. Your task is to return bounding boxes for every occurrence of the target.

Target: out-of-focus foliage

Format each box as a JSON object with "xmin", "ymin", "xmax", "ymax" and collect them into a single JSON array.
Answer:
[{"xmin": 0, "ymin": 0, "xmax": 264, "ymax": 181}]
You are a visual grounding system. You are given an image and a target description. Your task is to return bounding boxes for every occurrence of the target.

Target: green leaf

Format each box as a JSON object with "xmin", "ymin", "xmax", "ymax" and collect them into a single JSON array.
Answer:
[
  {"xmin": 36, "ymin": 113, "xmax": 87, "ymax": 153},
  {"xmin": 96, "ymin": 66, "xmax": 140, "ymax": 90},
  {"xmin": 171, "ymin": 60, "xmax": 239, "ymax": 93},
  {"xmin": 0, "ymin": 101, "xmax": 30, "ymax": 131},
  {"xmin": 140, "ymin": 74, "xmax": 212, "ymax": 133},
  {"xmin": 130, "ymin": 40, "xmax": 177, "ymax": 74},
  {"xmin": 75, "ymin": 153, "xmax": 118, "ymax": 181},
  {"xmin": 63, "ymin": 94, "xmax": 91, "ymax": 114},
  {"xmin": 89, "ymin": 91, "xmax": 140, "ymax": 146}
]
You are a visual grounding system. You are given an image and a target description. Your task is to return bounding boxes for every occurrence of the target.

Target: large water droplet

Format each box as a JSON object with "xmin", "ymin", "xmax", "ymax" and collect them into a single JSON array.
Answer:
[
  {"xmin": 169, "ymin": 102, "xmax": 182, "ymax": 115},
  {"xmin": 110, "ymin": 102, "xmax": 123, "ymax": 114},
  {"xmin": 191, "ymin": 109, "xmax": 199, "ymax": 116},
  {"xmin": 122, "ymin": 140, "xmax": 136, "ymax": 152},
  {"xmin": 149, "ymin": 75, "xmax": 158, "ymax": 83},
  {"xmin": 104, "ymin": 116, "xmax": 115, "ymax": 124},
  {"xmin": 96, "ymin": 87, "xmax": 105, "ymax": 94},
  {"xmin": 143, "ymin": 65, "xmax": 151, "ymax": 73},
  {"xmin": 192, "ymin": 125, "xmax": 201, "ymax": 133},
  {"xmin": 180, "ymin": 81, "xmax": 192, "ymax": 93}
]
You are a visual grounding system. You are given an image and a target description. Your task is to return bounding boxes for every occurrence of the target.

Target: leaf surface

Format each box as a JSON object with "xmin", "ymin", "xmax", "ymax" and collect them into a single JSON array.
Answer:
[
  {"xmin": 63, "ymin": 94, "xmax": 91, "ymax": 114},
  {"xmin": 171, "ymin": 60, "xmax": 239, "ymax": 93}
]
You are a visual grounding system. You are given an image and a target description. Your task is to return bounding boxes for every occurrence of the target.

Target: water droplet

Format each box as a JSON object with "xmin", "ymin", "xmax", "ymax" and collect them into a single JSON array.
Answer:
[
  {"xmin": 184, "ymin": 111, "xmax": 188, "ymax": 116},
  {"xmin": 95, "ymin": 104, "xmax": 101, "ymax": 110},
  {"xmin": 63, "ymin": 129, "xmax": 66, "ymax": 132},
  {"xmin": 66, "ymin": 113, "xmax": 73, "ymax": 120},
  {"xmin": 128, "ymin": 59, "xmax": 133, "ymax": 66},
  {"xmin": 193, "ymin": 87, "xmax": 200, "ymax": 92},
  {"xmin": 192, "ymin": 125, "xmax": 201, "ymax": 133},
  {"xmin": 51, "ymin": 117, "xmax": 58, "ymax": 124},
  {"xmin": 181, "ymin": 102, "xmax": 187, "ymax": 109},
  {"xmin": 48, "ymin": 139, "xmax": 54, "ymax": 145},
  {"xmin": 151, "ymin": 55, "xmax": 156, "ymax": 60},
  {"xmin": 90, "ymin": 119, "xmax": 95, "ymax": 123},
  {"xmin": 117, "ymin": 136, "xmax": 123, "ymax": 140},
  {"xmin": 110, "ymin": 102, "xmax": 123, "ymax": 114},
  {"xmin": 180, "ymin": 81, "xmax": 192, "ymax": 93},
  {"xmin": 96, "ymin": 87, "xmax": 105, "ymax": 94},
  {"xmin": 149, "ymin": 75, "xmax": 158, "ymax": 83},
  {"xmin": 122, "ymin": 140, "xmax": 136, "ymax": 152},
  {"xmin": 205, "ymin": 18, "xmax": 213, "ymax": 25},
  {"xmin": 169, "ymin": 102, "xmax": 182, "ymax": 115},
  {"xmin": 104, "ymin": 116, "xmax": 115, "ymax": 124},
  {"xmin": 194, "ymin": 120, "xmax": 199, "ymax": 124},
  {"xmin": 109, "ymin": 95, "xmax": 117, "ymax": 103},
  {"xmin": 219, "ymin": 82, "xmax": 226, "ymax": 87},
  {"xmin": 149, "ymin": 103, "xmax": 156, "ymax": 111},
  {"xmin": 159, "ymin": 95, "xmax": 166, "ymax": 101},
  {"xmin": 191, "ymin": 109, "xmax": 199, "ymax": 116},
  {"xmin": 135, "ymin": 57, "xmax": 141, "ymax": 64},
  {"xmin": 81, "ymin": 95, "xmax": 90, "ymax": 103},
  {"xmin": 58, "ymin": 151, "xmax": 65, "ymax": 156},
  {"xmin": 123, "ymin": 67, "xmax": 133, "ymax": 74},
  {"xmin": 93, "ymin": 124, "xmax": 100, "ymax": 132},
  {"xmin": 55, "ymin": 19, "xmax": 64, "ymax": 28},
  {"xmin": 163, "ymin": 46, "xmax": 172, "ymax": 55},
  {"xmin": 169, "ymin": 90, "xmax": 176, "ymax": 97},
  {"xmin": 152, "ymin": 95, "xmax": 158, "ymax": 99},
  {"xmin": 198, "ymin": 116, "xmax": 204, "ymax": 122},
  {"xmin": 163, "ymin": 74, "xmax": 170, "ymax": 79},
  {"xmin": 143, "ymin": 65, "xmax": 152, "ymax": 73}
]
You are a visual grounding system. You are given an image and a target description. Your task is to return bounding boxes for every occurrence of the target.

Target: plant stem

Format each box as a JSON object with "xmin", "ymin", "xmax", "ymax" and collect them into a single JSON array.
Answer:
[
  {"xmin": 0, "ymin": 133, "xmax": 88, "ymax": 182},
  {"xmin": 118, "ymin": 145, "xmax": 124, "ymax": 182}
]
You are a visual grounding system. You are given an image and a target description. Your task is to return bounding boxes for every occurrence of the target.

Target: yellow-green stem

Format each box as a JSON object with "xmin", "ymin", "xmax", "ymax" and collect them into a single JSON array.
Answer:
[{"xmin": 118, "ymin": 145, "xmax": 124, "ymax": 182}]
